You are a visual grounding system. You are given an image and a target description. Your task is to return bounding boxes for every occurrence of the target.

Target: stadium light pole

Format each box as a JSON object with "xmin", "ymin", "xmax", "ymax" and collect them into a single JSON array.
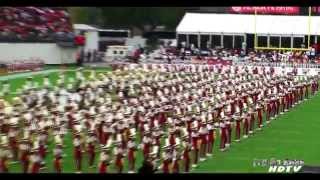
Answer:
[
  {"xmin": 308, "ymin": 6, "xmax": 311, "ymax": 49},
  {"xmin": 254, "ymin": 8, "xmax": 257, "ymax": 50}
]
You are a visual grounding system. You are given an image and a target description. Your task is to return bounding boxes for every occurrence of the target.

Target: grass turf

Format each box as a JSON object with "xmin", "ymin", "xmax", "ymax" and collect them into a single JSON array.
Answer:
[{"xmin": 2, "ymin": 68, "xmax": 320, "ymax": 173}]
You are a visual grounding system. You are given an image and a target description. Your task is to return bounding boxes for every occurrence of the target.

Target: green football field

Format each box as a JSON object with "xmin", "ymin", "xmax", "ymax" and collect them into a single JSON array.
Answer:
[{"xmin": 2, "ymin": 67, "xmax": 320, "ymax": 173}]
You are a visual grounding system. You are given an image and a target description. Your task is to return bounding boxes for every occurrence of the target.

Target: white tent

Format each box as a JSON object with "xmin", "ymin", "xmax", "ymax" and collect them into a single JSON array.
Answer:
[{"xmin": 177, "ymin": 13, "xmax": 320, "ymax": 36}]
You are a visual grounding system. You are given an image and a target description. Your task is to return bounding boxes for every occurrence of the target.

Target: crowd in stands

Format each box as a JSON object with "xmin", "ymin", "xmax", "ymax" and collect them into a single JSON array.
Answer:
[
  {"xmin": 0, "ymin": 7, "xmax": 73, "ymax": 42},
  {"xmin": 0, "ymin": 58, "xmax": 45, "ymax": 73},
  {"xmin": 150, "ymin": 43, "xmax": 320, "ymax": 65}
]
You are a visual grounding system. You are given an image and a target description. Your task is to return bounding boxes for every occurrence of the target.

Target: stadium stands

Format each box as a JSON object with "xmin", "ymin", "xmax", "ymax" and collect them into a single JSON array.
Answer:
[{"xmin": 0, "ymin": 7, "xmax": 73, "ymax": 42}]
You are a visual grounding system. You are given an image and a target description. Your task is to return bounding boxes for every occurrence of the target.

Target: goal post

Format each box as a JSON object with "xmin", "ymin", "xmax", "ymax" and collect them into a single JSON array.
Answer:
[{"xmin": 253, "ymin": 7, "xmax": 312, "ymax": 52}]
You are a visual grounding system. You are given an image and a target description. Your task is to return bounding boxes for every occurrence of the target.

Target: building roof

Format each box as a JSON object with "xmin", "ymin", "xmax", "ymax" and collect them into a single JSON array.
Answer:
[
  {"xmin": 176, "ymin": 13, "xmax": 320, "ymax": 36},
  {"xmin": 73, "ymin": 24, "xmax": 99, "ymax": 31}
]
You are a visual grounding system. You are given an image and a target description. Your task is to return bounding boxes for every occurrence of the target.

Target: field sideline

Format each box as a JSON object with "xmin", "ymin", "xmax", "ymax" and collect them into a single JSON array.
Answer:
[{"xmin": 2, "ymin": 67, "xmax": 320, "ymax": 173}]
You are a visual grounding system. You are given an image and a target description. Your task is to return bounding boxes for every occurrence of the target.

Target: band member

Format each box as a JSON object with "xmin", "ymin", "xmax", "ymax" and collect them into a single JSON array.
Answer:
[
  {"xmin": 142, "ymin": 129, "xmax": 152, "ymax": 160},
  {"xmin": 191, "ymin": 123, "xmax": 199, "ymax": 167},
  {"xmin": 206, "ymin": 119, "xmax": 215, "ymax": 156},
  {"xmin": 19, "ymin": 137, "xmax": 30, "ymax": 173},
  {"xmin": 256, "ymin": 102, "xmax": 263, "ymax": 129},
  {"xmin": 225, "ymin": 116, "xmax": 232, "ymax": 147},
  {"xmin": 73, "ymin": 133, "xmax": 82, "ymax": 173},
  {"xmin": 8, "ymin": 124, "xmax": 19, "ymax": 162},
  {"xmin": 114, "ymin": 140, "xmax": 124, "ymax": 173},
  {"xmin": 127, "ymin": 129, "xmax": 137, "ymax": 173},
  {"xmin": 199, "ymin": 119, "xmax": 208, "ymax": 161},
  {"xmin": 29, "ymin": 147, "xmax": 41, "ymax": 173},
  {"xmin": 161, "ymin": 145, "xmax": 172, "ymax": 173},
  {"xmin": 242, "ymin": 111, "xmax": 249, "ymax": 138},
  {"xmin": 53, "ymin": 143, "xmax": 63, "ymax": 173},
  {"xmin": 234, "ymin": 113, "xmax": 241, "ymax": 142},
  {"xmin": 98, "ymin": 140, "xmax": 112, "ymax": 173},
  {"xmin": 181, "ymin": 129, "xmax": 191, "ymax": 172},
  {"xmin": 87, "ymin": 131, "xmax": 97, "ymax": 168},
  {"xmin": 219, "ymin": 119, "xmax": 227, "ymax": 151},
  {"xmin": 172, "ymin": 143, "xmax": 181, "ymax": 173},
  {"xmin": 265, "ymin": 99, "xmax": 271, "ymax": 123},
  {"xmin": 0, "ymin": 136, "xmax": 11, "ymax": 173},
  {"xmin": 248, "ymin": 107, "xmax": 255, "ymax": 134},
  {"xmin": 38, "ymin": 131, "xmax": 47, "ymax": 168}
]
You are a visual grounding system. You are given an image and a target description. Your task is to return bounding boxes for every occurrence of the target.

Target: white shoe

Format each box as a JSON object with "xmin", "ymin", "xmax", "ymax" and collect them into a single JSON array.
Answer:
[
  {"xmin": 220, "ymin": 148, "xmax": 226, "ymax": 152},
  {"xmin": 192, "ymin": 164, "xmax": 198, "ymax": 168},
  {"xmin": 128, "ymin": 171, "xmax": 135, "ymax": 173},
  {"xmin": 257, "ymin": 128, "xmax": 261, "ymax": 131},
  {"xmin": 76, "ymin": 171, "xmax": 82, "ymax": 174},
  {"xmin": 235, "ymin": 139, "xmax": 240, "ymax": 142},
  {"xmin": 249, "ymin": 131, "xmax": 253, "ymax": 134},
  {"xmin": 200, "ymin": 158, "xmax": 206, "ymax": 162},
  {"xmin": 285, "ymin": 109, "xmax": 288, "ymax": 112},
  {"xmin": 261, "ymin": 124, "xmax": 264, "ymax": 127},
  {"xmin": 225, "ymin": 143, "xmax": 230, "ymax": 147},
  {"xmin": 243, "ymin": 135, "xmax": 248, "ymax": 138},
  {"xmin": 271, "ymin": 117, "xmax": 274, "ymax": 120},
  {"xmin": 266, "ymin": 121, "xmax": 270, "ymax": 124},
  {"xmin": 206, "ymin": 153, "xmax": 212, "ymax": 157},
  {"xmin": 280, "ymin": 112, "xmax": 284, "ymax": 115}
]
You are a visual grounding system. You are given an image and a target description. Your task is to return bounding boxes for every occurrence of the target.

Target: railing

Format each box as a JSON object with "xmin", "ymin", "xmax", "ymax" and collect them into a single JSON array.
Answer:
[{"xmin": 233, "ymin": 61, "xmax": 320, "ymax": 69}]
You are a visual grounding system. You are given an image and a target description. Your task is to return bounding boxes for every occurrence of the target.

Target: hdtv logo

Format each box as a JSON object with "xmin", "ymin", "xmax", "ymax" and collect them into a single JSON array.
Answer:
[{"xmin": 268, "ymin": 166, "xmax": 302, "ymax": 173}]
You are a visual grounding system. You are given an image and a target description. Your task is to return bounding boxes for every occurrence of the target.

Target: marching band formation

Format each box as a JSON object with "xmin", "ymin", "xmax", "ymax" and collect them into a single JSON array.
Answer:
[{"xmin": 0, "ymin": 63, "xmax": 319, "ymax": 173}]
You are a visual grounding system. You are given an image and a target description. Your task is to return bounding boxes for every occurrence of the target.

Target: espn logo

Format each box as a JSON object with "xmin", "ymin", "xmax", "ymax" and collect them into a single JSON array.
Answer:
[{"xmin": 268, "ymin": 166, "xmax": 302, "ymax": 173}]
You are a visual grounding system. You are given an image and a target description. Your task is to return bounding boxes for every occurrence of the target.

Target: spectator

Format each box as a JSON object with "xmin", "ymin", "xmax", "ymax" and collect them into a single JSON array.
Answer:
[
  {"xmin": 86, "ymin": 50, "xmax": 92, "ymax": 62},
  {"xmin": 93, "ymin": 49, "xmax": 98, "ymax": 62}
]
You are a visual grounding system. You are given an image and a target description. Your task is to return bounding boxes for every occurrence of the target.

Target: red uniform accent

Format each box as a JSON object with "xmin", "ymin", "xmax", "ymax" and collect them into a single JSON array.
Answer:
[
  {"xmin": 243, "ymin": 117, "xmax": 249, "ymax": 135},
  {"xmin": 88, "ymin": 143, "xmax": 95, "ymax": 166},
  {"xmin": 9, "ymin": 137, "xmax": 18, "ymax": 161},
  {"xmin": 257, "ymin": 108, "xmax": 263, "ymax": 127},
  {"xmin": 101, "ymin": 132, "xmax": 110, "ymax": 145},
  {"xmin": 249, "ymin": 113, "xmax": 255, "ymax": 131},
  {"xmin": 220, "ymin": 126, "xmax": 227, "ymax": 149},
  {"xmin": 226, "ymin": 123, "xmax": 232, "ymax": 144},
  {"xmin": 99, "ymin": 162, "xmax": 107, "ymax": 173},
  {"xmin": 115, "ymin": 153, "xmax": 124, "ymax": 173},
  {"xmin": 162, "ymin": 160, "xmax": 170, "ymax": 173},
  {"xmin": 21, "ymin": 151, "xmax": 29, "ymax": 173},
  {"xmin": 169, "ymin": 134, "xmax": 176, "ymax": 146},
  {"xmin": 0, "ymin": 158, "xmax": 8, "ymax": 173},
  {"xmin": 39, "ymin": 144, "xmax": 46, "ymax": 159},
  {"xmin": 143, "ymin": 143, "xmax": 150, "ymax": 159},
  {"xmin": 74, "ymin": 146, "xmax": 82, "ymax": 171},
  {"xmin": 266, "ymin": 103, "xmax": 271, "ymax": 121},
  {"xmin": 31, "ymin": 160, "xmax": 40, "ymax": 173},
  {"xmin": 172, "ymin": 159, "xmax": 180, "ymax": 173},
  {"xmin": 235, "ymin": 120, "xmax": 241, "ymax": 140},
  {"xmin": 54, "ymin": 158, "xmax": 62, "ymax": 173},
  {"xmin": 183, "ymin": 148, "xmax": 190, "ymax": 172}
]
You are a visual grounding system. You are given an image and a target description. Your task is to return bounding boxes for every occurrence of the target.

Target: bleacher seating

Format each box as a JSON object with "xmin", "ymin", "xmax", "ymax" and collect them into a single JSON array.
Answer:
[{"xmin": 0, "ymin": 7, "xmax": 73, "ymax": 42}]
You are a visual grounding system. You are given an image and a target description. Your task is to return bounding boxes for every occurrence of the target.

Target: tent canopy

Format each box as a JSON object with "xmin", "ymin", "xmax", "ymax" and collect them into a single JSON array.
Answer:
[{"xmin": 176, "ymin": 13, "xmax": 320, "ymax": 36}]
